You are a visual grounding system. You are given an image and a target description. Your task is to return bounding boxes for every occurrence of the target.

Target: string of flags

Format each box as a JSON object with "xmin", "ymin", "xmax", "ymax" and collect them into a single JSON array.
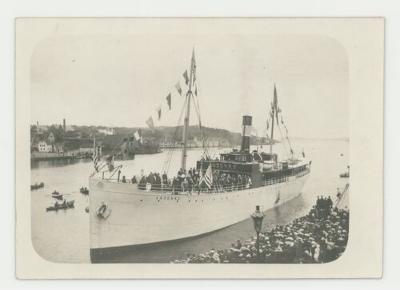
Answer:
[
  {"xmin": 145, "ymin": 51, "xmax": 198, "ymax": 130},
  {"xmin": 266, "ymin": 84, "xmax": 296, "ymax": 157},
  {"xmin": 166, "ymin": 93, "xmax": 171, "ymax": 110},
  {"xmin": 183, "ymin": 70, "xmax": 189, "ymax": 85},
  {"xmin": 175, "ymin": 82, "xmax": 182, "ymax": 96},
  {"xmin": 146, "ymin": 116, "xmax": 155, "ymax": 129}
]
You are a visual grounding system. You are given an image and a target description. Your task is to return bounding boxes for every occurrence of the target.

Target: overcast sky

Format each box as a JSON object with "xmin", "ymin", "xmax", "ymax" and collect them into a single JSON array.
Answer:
[{"xmin": 31, "ymin": 33, "xmax": 348, "ymax": 139}]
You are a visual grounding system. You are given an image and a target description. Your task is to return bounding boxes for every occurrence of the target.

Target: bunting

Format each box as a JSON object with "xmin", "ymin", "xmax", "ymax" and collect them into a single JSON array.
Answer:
[
  {"xmin": 157, "ymin": 107, "xmax": 162, "ymax": 120},
  {"xmin": 183, "ymin": 70, "xmax": 189, "ymax": 85},
  {"xmin": 144, "ymin": 50, "xmax": 199, "ymax": 131},
  {"xmin": 200, "ymin": 163, "xmax": 213, "ymax": 189},
  {"xmin": 134, "ymin": 131, "xmax": 140, "ymax": 141},
  {"xmin": 276, "ymin": 107, "xmax": 282, "ymax": 123},
  {"xmin": 166, "ymin": 93, "xmax": 171, "ymax": 110},
  {"xmin": 92, "ymin": 150, "xmax": 99, "ymax": 172},
  {"xmin": 193, "ymin": 58, "xmax": 197, "ymax": 83},
  {"xmin": 146, "ymin": 116, "xmax": 154, "ymax": 129},
  {"xmin": 175, "ymin": 81, "xmax": 182, "ymax": 96},
  {"xmin": 92, "ymin": 137, "xmax": 99, "ymax": 172}
]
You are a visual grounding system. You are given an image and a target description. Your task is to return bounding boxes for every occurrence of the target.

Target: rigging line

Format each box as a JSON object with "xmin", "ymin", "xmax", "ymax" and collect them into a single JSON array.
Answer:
[
  {"xmin": 192, "ymin": 93, "xmax": 208, "ymax": 155},
  {"xmin": 93, "ymin": 137, "xmax": 126, "ymax": 171},
  {"xmin": 192, "ymin": 70, "xmax": 210, "ymax": 157},
  {"xmin": 276, "ymin": 117, "xmax": 290, "ymax": 156},
  {"xmin": 163, "ymin": 95, "xmax": 188, "ymax": 174},
  {"xmin": 280, "ymin": 118, "xmax": 294, "ymax": 155}
]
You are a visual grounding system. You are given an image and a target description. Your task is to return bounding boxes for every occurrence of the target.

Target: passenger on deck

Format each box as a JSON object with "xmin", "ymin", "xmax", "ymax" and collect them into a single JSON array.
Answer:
[
  {"xmin": 122, "ymin": 176, "xmax": 126, "ymax": 183},
  {"xmin": 162, "ymin": 172, "xmax": 168, "ymax": 184},
  {"xmin": 137, "ymin": 168, "xmax": 253, "ymax": 194},
  {"xmin": 131, "ymin": 175, "xmax": 137, "ymax": 184}
]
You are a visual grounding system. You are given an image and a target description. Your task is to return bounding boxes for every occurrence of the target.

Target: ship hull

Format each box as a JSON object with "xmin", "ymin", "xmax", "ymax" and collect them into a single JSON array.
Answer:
[{"xmin": 89, "ymin": 173, "xmax": 309, "ymax": 260}]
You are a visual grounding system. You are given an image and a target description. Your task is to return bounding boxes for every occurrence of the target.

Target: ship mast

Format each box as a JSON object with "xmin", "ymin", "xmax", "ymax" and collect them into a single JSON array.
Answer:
[
  {"xmin": 181, "ymin": 49, "xmax": 196, "ymax": 171},
  {"xmin": 269, "ymin": 84, "xmax": 278, "ymax": 154}
]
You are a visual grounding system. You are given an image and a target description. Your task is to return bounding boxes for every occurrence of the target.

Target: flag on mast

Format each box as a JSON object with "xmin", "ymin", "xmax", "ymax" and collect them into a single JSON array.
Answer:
[
  {"xmin": 157, "ymin": 107, "xmax": 162, "ymax": 120},
  {"xmin": 146, "ymin": 116, "xmax": 154, "ymax": 129},
  {"xmin": 134, "ymin": 131, "xmax": 140, "ymax": 141},
  {"xmin": 183, "ymin": 70, "xmax": 189, "ymax": 85},
  {"xmin": 273, "ymin": 84, "xmax": 279, "ymax": 123},
  {"xmin": 200, "ymin": 163, "xmax": 213, "ymax": 189},
  {"xmin": 192, "ymin": 49, "xmax": 197, "ymax": 83},
  {"xmin": 166, "ymin": 93, "xmax": 171, "ymax": 110},
  {"xmin": 175, "ymin": 81, "xmax": 182, "ymax": 96},
  {"xmin": 92, "ymin": 137, "xmax": 99, "ymax": 172}
]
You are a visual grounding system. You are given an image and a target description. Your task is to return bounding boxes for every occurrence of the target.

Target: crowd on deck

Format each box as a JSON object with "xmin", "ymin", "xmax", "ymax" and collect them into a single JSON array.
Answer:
[
  {"xmin": 172, "ymin": 196, "xmax": 349, "ymax": 263},
  {"xmin": 127, "ymin": 167, "xmax": 252, "ymax": 193}
]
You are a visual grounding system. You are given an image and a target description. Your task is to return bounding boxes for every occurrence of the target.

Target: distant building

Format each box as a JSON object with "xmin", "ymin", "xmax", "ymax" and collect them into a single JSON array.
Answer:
[
  {"xmin": 38, "ymin": 141, "xmax": 53, "ymax": 153},
  {"xmin": 98, "ymin": 128, "xmax": 115, "ymax": 136},
  {"xmin": 63, "ymin": 118, "xmax": 66, "ymax": 133}
]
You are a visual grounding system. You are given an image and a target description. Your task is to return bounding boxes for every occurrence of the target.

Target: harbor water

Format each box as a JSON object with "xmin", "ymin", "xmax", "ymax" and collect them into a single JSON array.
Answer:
[{"xmin": 31, "ymin": 138, "xmax": 349, "ymax": 263}]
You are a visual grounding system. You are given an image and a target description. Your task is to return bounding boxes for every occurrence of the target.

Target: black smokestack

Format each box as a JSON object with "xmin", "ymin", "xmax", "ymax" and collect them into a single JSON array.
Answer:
[{"xmin": 241, "ymin": 115, "xmax": 252, "ymax": 152}]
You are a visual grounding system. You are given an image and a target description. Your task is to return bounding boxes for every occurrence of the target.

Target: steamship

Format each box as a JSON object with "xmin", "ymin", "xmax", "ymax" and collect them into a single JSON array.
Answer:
[{"xmin": 89, "ymin": 50, "xmax": 311, "ymax": 260}]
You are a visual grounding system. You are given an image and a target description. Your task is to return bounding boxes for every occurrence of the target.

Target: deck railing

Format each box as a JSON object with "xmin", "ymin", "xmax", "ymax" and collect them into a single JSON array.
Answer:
[
  {"xmin": 103, "ymin": 166, "xmax": 310, "ymax": 195},
  {"xmin": 136, "ymin": 181, "xmax": 253, "ymax": 195}
]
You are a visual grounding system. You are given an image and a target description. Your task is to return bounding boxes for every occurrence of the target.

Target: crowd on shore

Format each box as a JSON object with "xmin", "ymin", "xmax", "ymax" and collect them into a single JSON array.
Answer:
[
  {"xmin": 132, "ymin": 168, "xmax": 252, "ymax": 193},
  {"xmin": 172, "ymin": 196, "xmax": 349, "ymax": 263}
]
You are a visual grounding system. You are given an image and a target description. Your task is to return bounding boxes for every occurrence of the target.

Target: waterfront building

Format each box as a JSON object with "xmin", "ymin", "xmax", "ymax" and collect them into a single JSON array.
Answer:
[{"xmin": 38, "ymin": 141, "xmax": 53, "ymax": 153}]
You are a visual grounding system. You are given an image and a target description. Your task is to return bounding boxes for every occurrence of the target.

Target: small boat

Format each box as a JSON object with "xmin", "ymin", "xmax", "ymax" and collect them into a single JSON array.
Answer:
[
  {"xmin": 31, "ymin": 182, "xmax": 44, "ymax": 191},
  {"xmin": 80, "ymin": 187, "xmax": 89, "ymax": 195},
  {"xmin": 52, "ymin": 194, "xmax": 63, "ymax": 200},
  {"xmin": 51, "ymin": 190, "xmax": 61, "ymax": 196},
  {"xmin": 46, "ymin": 200, "xmax": 75, "ymax": 212},
  {"xmin": 339, "ymin": 165, "xmax": 350, "ymax": 178}
]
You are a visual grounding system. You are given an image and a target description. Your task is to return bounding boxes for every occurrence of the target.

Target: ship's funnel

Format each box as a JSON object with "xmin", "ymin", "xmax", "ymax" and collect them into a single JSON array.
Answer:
[{"xmin": 241, "ymin": 115, "xmax": 252, "ymax": 152}]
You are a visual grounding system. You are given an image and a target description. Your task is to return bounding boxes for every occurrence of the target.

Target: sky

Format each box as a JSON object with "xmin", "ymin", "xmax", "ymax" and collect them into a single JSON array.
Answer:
[{"xmin": 31, "ymin": 33, "xmax": 349, "ymax": 139}]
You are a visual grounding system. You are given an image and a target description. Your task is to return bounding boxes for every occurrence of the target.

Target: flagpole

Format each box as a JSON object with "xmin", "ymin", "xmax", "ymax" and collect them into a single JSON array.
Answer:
[
  {"xmin": 270, "ymin": 84, "xmax": 277, "ymax": 154},
  {"xmin": 181, "ymin": 48, "xmax": 195, "ymax": 171}
]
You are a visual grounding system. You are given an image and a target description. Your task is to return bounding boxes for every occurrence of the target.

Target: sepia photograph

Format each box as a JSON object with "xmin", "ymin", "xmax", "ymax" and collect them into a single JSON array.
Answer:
[{"xmin": 15, "ymin": 17, "xmax": 383, "ymax": 278}]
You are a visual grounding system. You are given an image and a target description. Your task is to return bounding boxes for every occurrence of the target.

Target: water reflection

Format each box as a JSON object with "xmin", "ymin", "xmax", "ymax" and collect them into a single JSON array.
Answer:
[{"xmin": 31, "ymin": 158, "xmax": 92, "ymax": 169}]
